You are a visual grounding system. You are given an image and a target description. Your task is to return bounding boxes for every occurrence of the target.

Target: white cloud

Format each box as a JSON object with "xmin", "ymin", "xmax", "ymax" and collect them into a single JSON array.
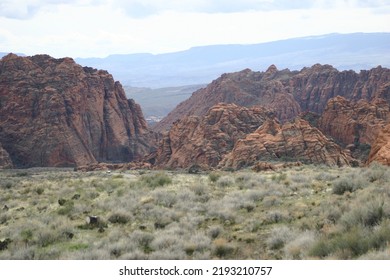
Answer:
[{"xmin": 0, "ymin": 0, "xmax": 389, "ymax": 57}]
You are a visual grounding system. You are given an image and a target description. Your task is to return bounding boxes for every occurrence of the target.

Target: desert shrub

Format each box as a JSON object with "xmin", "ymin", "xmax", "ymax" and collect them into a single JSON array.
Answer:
[
  {"xmin": 244, "ymin": 219, "xmax": 262, "ymax": 233},
  {"xmin": 284, "ymin": 231, "xmax": 316, "ymax": 259},
  {"xmin": 152, "ymin": 190, "xmax": 177, "ymax": 208},
  {"xmin": 271, "ymin": 172, "xmax": 287, "ymax": 183},
  {"xmin": 57, "ymin": 200, "xmax": 74, "ymax": 216},
  {"xmin": 359, "ymin": 249, "xmax": 390, "ymax": 260},
  {"xmin": 208, "ymin": 225, "xmax": 223, "ymax": 239},
  {"xmin": 264, "ymin": 211, "xmax": 289, "ymax": 224},
  {"xmin": 108, "ymin": 211, "xmax": 132, "ymax": 224},
  {"xmin": 310, "ymin": 227, "xmax": 370, "ymax": 259},
  {"xmin": 0, "ymin": 213, "xmax": 10, "ymax": 225},
  {"xmin": 184, "ymin": 234, "xmax": 211, "ymax": 256},
  {"xmin": 315, "ymin": 172, "xmax": 337, "ymax": 182},
  {"xmin": 35, "ymin": 187, "xmax": 44, "ymax": 195},
  {"xmin": 119, "ymin": 250, "xmax": 148, "ymax": 260},
  {"xmin": 36, "ymin": 228, "xmax": 65, "ymax": 247},
  {"xmin": 20, "ymin": 229, "xmax": 34, "ymax": 244},
  {"xmin": 139, "ymin": 172, "xmax": 172, "ymax": 188},
  {"xmin": 216, "ymin": 175, "xmax": 234, "ymax": 188},
  {"xmin": 364, "ymin": 163, "xmax": 389, "ymax": 183},
  {"xmin": 0, "ymin": 179, "xmax": 15, "ymax": 190},
  {"xmin": 332, "ymin": 174, "xmax": 366, "ymax": 195},
  {"xmin": 212, "ymin": 238, "xmax": 235, "ymax": 258},
  {"xmin": 15, "ymin": 172, "xmax": 29, "ymax": 177},
  {"xmin": 208, "ymin": 172, "xmax": 221, "ymax": 183},
  {"xmin": 150, "ymin": 234, "xmax": 183, "ymax": 252},
  {"xmin": 309, "ymin": 222, "xmax": 390, "ymax": 259},
  {"xmin": 340, "ymin": 199, "xmax": 385, "ymax": 229},
  {"xmin": 267, "ymin": 226, "xmax": 296, "ymax": 250},
  {"xmin": 129, "ymin": 230, "xmax": 154, "ymax": 253}
]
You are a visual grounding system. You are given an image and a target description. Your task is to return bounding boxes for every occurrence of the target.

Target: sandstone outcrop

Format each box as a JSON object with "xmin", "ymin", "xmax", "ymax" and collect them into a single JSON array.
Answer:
[
  {"xmin": 318, "ymin": 96, "xmax": 390, "ymax": 146},
  {"xmin": 154, "ymin": 64, "xmax": 390, "ymax": 132},
  {"xmin": 154, "ymin": 103, "xmax": 272, "ymax": 169},
  {"xmin": 367, "ymin": 123, "xmax": 390, "ymax": 166},
  {"xmin": 0, "ymin": 143, "xmax": 13, "ymax": 169},
  {"xmin": 290, "ymin": 64, "xmax": 390, "ymax": 113},
  {"xmin": 0, "ymin": 53, "xmax": 155, "ymax": 168},
  {"xmin": 220, "ymin": 118, "xmax": 352, "ymax": 170},
  {"xmin": 154, "ymin": 66, "xmax": 301, "ymax": 131}
]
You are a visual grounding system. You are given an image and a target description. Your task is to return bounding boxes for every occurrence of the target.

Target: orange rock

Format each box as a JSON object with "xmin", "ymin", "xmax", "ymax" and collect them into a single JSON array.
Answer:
[
  {"xmin": 0, "ymin": 54, "xmax": 156, "ymax": 168},
  {"xmin": 318, "ymin": 96, "xmax": 390, "ymax": 146},
  {"xmin": 153, "ymin": 103, "xmax": 271, "ymax": 169},
  {"xmin": 154, "ymin": 64, "xmax": 390, "ymax": 132},
  {"xmin": 368, "ymin": 123, "xmax": 390, "ymax": 166},
  {"xmin": 154, "ymin": 66, "xmax": 301, "ymax": 132},
  {"xmin": 220, "ymin": 118, "xmax": 352, "ymax": 169}
]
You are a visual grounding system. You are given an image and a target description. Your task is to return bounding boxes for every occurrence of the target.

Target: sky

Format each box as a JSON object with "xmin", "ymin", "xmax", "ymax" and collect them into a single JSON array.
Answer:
[{"xmin": 0, "ymin": 0, "xmax": 389, "ymax": 58}]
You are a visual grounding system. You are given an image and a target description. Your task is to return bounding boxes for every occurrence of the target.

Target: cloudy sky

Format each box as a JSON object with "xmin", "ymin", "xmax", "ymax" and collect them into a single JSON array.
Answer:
[{"xmin": 0, "ymin": 0, "xmax": 389, "ymax": 58}]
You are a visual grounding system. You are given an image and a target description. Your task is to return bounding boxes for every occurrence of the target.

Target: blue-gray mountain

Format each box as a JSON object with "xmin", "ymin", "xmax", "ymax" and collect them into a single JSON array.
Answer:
[{"xmin": 75, "ymin": 33, "xmax": 390, "ymax": 88}]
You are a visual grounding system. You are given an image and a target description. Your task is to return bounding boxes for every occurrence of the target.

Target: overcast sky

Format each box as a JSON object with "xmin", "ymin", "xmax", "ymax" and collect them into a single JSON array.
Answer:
[{"xmin": 0, "ymin": 0, "xmax": 389, "ymax": 58}]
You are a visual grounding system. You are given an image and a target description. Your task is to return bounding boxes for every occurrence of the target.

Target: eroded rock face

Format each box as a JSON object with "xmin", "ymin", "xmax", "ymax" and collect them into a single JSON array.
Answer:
[
  {"xmin": 290, "ymin": 64, "xmax": 390, "ymax": 113},
  {"xmin": 0, "ymin": 143, "xmax": 13, "ymax": 169},
  {"xmin": 154, "ymin": 103, "xmax": 272, "ymax": 169},
  {"xmin": 368, "ymin": 123, "xmax": 390, "ymax": 166},
  {"xmin": 318, "ymin": 96, "xmax": 390, "ymax": 146},
  {"xmin": 154, "ymin": 66, "xmax": 301, "ymax": 132},
  {"xmin": 0, "ymin": 53, "xmax": 155, "ymax": 167},
  {"xmin": 220, "ymin": 118, "xmax": 352, "ymax": 170},
  {"xmin": 154, "ymin": 64, "xmax": 390, "ymax": 132}
]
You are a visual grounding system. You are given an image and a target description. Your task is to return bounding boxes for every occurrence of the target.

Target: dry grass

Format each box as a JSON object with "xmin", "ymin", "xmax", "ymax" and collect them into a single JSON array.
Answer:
[{"xmin": 0, "ymin": 164, "xmax": 389, "ymax": 260}]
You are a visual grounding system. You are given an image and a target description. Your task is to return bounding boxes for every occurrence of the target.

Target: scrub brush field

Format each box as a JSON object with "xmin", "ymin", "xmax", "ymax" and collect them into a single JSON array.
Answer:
[{"xmin": 0, "ymin": 164, "xmax": 389, "ymax": 260}]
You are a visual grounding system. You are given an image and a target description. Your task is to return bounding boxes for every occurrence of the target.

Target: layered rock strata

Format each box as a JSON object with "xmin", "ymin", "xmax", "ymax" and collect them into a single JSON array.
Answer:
[
  {"xmin": 154, "ymin": 103, "xmax": 272, "ymax": 169},
  {"xmin": 0, "ymin": 53, "xmax": 155, "ymax": 167},
  {"xmin": 220, "ymin": 118, "xmax": 352, "ymax": 170},
  {"xmin": 155, "ymin": 64, "xmax": 390, "ymax": 132}
]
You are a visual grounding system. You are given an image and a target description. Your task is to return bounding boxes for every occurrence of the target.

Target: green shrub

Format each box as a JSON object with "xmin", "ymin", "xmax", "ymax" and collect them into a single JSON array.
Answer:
[
  {"xmin": 332, "ymin": 174, "xmax": 366, "ymax": 195},
  {"xmin": 216, "ymin": 176, "xmax": 234, "ymax": 188},
  {"xmin": 340, "ymin": 199, "xmax": 385, "ymax": 229},
  {"xmin": 208, "ymin": 172, "xmax": 221, "ymax": 183},
  {"xmin": 108, "ymin": 212, "xmax": 132, "ymax": 224},
  {"xmin": 139, "ymin": 172, "xmax": 172, "ymax": 188},
  {"xmin": 57, "ymin": 200, "xmax": 74, "ymax": 216}
]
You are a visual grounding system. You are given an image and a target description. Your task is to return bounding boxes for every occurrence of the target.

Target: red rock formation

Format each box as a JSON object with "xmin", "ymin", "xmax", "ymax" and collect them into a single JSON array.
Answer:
[
  {"xmin": 220, "ymin": 118, "xmax": 352, "ymax": 170},
  {"xmin": 290, "ymin": 64, "xmax": 390, "ymax": 113},
  {"xmin": 154, "ymin": 64, "xmax": 390, "ymax": 132},
  {"xmin": 318, "ymin": 96, "xmax": 390, "ymax": 146},
  {"xmin": 367, "ymin": 123, "xmax": 390, "ymax": 166},
  {"xmin": 0, "ymin": 143, "xmax": 13, "ymax": 169},
  {"xmin": 0, "ymin": 53, "xmax": 155, "ymax": 168},
  {"xmin": 154, "ymin": 103, "xmax": 271, "ymax": 169},
  {"xmin": 154, "ymin": 66, "xmax": 301, "ymax": 132}
]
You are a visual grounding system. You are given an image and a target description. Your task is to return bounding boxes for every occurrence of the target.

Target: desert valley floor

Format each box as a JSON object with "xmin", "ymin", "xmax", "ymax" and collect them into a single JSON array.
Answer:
[{"xmin": 1, "ymin": 164, "xmax": 389, "ymax": 260}]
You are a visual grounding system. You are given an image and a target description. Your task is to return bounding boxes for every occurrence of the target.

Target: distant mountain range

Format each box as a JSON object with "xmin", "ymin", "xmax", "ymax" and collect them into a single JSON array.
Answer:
[{"xmin": 73, "ymin": 33, "xmax": 390, "ymax": 88}]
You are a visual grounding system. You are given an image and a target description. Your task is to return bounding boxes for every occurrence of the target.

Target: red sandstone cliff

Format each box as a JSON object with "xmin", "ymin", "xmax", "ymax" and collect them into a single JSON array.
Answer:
[
  {"xmin": 154, "ymin": 103, "xmax": 272, "ymax": 169},
  {"xmin": 0, "ymin": 53, "xmax": 155, "ymax": 167},
  {"xmin": 318, "ymin": 96, "xmax": 390, "ymax": 146},
  {"xmin": 154, "ymin": 64, "xmax": 390, "ymax": 132},
  {"xmin": 368, "ymin": 123, "xmax": 390, "ymax": 166},
  {"xmin": 220, "ymin": 118, "xmax": 352, "ymax": 170},
  {"xmin": 154, "ymin": 65, "xmax": 301, "ymax": 132}
]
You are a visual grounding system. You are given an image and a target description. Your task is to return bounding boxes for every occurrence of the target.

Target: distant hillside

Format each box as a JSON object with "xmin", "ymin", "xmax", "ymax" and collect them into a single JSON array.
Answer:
[
  {"xmin": 75, "ymin": 33, "xmax": 390, "ymax": 88},
  {"xmin": 124, "ymin": 84, "xmax": 205, "ymax": 123}
]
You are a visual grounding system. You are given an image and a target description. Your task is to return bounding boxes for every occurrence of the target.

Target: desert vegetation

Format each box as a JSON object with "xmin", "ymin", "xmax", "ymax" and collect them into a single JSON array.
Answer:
[{"xmin": 0, "ymin": 164, "xmax": 389, "ymax": 260}]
